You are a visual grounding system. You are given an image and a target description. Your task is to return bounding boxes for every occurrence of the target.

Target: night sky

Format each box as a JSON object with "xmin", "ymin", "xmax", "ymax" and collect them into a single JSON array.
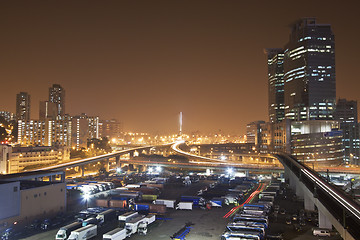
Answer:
[{"xmin": 1, "ymin": 1, "xmax": 359, "ymax": 135}]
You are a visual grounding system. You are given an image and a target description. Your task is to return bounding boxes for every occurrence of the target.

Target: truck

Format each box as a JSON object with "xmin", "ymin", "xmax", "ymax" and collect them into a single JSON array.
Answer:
[
  {"xmin": 233, "ymin": 215, "xmax": 268, "ymax": 228},
  {"xmin": 124, "ymin": 215, "xmax": 147, "ymax": 237},
  {"xmin": 134, "ymin": 203, "xmax": 150, "ymax": 211},
  {"xmin": 109, "ymin": 199, "xmax": 127, "ymax": 209},
  {"xmin": 82, "ymin": 217, "xmax": 99, "ymax": 227},
  {"xmin": 153, "ymin": 199, "xmax": 176, "ymax": 208},
  {"xmin": 103, "ymin": 228, "xmax": 127, "ymax": 240},
  {"xmin": 180, "ymin": 196, "xmax": 205, "ymax": 207},
  {"xmin": 232, "ymin": 220, "xmax": 267, "ymax": 229},
  {"xmin": 96, "ymin": 209, "xmax": 117, "ymax": 226},
  {"xmin": 55, "ymin": 222, "xmax": 83, "ymax": 240},
  {"xmin": 176, "ymin": 202, "xmax": 193, "ymax": 210},
  {"xmin": 221, "ymin": 231, "xmax": 260, "ymax": 240},
  {"xmin": 137, "ymin": 215, "xmax": 156, "ymax": 235},
  {"xmin": 67, "ymin": 224, "xmax": 97, "ymax": 240},
  {"xmin": 223, "ymin": 194, "xmax": 240, "ymax": 205},
  {"xmin": 209, "ymin": 198, "xmax": 227, "ymax": 207},
  {"xmin": 142, "ymin": 194, "xmax": 158, "ymax": 201},
  {"xmin": 149, "ymin": 204, "xmax": 166, "ymax": 214},
  {"xmin": 111, "ymin": 190, "xmax": 143, "ymax": 201},
  {"xmin": 227, "ymin": 222, "xmax": 265, "ymax": 235},
  {"xmin": 130, "ymin": 187, "xmax": 160, "ymax": 196},
  {"xmin": 118, "ymin": 212, "xmax": 139, "ymax": 223}
]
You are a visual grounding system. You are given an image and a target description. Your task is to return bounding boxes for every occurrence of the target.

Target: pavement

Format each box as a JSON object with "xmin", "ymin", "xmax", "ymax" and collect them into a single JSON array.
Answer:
[{"xmin": 19, "ymin": 179, "xmax": 345, "ymax": 240}]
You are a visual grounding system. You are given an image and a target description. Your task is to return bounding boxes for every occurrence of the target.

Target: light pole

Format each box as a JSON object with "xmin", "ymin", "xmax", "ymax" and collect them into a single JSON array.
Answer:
[{"xmin": 84, "ymin": 194, "xmax": 90, "ymax": 209}]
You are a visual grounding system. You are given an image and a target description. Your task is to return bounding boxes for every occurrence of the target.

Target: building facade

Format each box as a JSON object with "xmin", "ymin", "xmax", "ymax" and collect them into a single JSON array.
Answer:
[
  {"xmin": 283, "ymin": 18, "xmax": 336, "ymax": 121},
  {"xmin": 99, "ymin": 119, "xmax": 122, "ymax": 140},
  {"xmin": 71, "ymin": 114, "xmax": 99, "ymax": 150},
  {"xmin": 246, "ymin": 121, "xmax": 265, "ymax": 147},
  {"xmin": 0, "ymin": 172, "xmax": 66, "ymax": 228},
  {"xmin": 290, "ymin": 120, "xmax": 343, "ymax": 166},
  {"xmin": 0, "ymin": 111, "xmax": 15, "ymax": 122},
  {"xmin": 334, "ymin": 99, "xmax": 359, "ymax": 164},
  {"xmin": 0, "ymin": 145, "xmax": 69, "ymax": 174},
  {"xmin": 18, "ymin": 117, "xmax": 71, "ymax": 148},
  {"xmin": 49, "ymin": 84, "xmax": 65, "ymax": 116},
  {"xmin": 266, "ymin": 48, "xmax": 285, "ymax": 123},
  {"xmin": 39, "ymin": 101, "xmax": 57, "ymax": 120},
  {"xmin": 17, "ymin": 120, "xmax": 47, "ymax": 146},
  {"xmin": 16, "ymin": 92, "xmax": 31, "ymax": 121}
]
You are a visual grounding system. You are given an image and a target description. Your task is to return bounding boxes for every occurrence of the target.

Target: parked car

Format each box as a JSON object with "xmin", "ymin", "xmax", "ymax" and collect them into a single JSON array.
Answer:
[{"xmin": 313, "ymin": 228, "xmax": 331, "ymax": 237}]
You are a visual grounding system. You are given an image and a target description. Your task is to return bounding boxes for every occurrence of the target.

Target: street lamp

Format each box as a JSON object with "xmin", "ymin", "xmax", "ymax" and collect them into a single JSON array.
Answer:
[
  {"xmin": 83, "ymin": 194, "xmax": 91, "ymax": 209},
  {"xmin": 227, "ymin": 168, "xmax": 233, "ymax": 176}
]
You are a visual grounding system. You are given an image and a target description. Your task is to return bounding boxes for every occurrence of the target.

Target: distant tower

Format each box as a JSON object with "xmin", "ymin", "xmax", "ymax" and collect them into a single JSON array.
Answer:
[
  {"xmin": 179, "ymin": 112, "xmax": 183, "ymax": 136},
  {"xmin": 49, "ymin": 84, "xmax": 65, "ymax": 116},
  {"xmin": 16, "ymin": 92, "xmax": 30, "ymax": 121}
]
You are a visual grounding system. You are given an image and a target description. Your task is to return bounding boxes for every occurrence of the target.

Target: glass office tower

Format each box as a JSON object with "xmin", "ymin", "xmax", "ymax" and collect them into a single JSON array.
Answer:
[{"xmin": 283, "ymin": 18, "xmax": 336, "ymax": 121}]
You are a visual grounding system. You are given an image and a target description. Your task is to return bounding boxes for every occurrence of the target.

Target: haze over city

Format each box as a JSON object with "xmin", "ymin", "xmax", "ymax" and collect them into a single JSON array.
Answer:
[{"xmin": 1, "ymin": 1, "xmax": 360, "ymax": 134}]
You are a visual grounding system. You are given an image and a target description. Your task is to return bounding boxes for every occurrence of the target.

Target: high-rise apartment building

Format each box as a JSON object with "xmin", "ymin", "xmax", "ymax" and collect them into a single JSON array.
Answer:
[
  {"xmin": 283, "ymin": 18, "xmax": 336, "ymax": 121},
  {"xmin": 71, "ymin": 113, "xmax": 99, "ymax": 150},
  {"xmin": 266, "ymin": 48, "xmax": 285, "ymax": 123},
  {"xmin": 0, "ymin": 111, "xmax": 15, "ymax": 122},
  {"xmin": 39, "ymin": 101, "xmax": 57, "ymax": 120},
  {"xmin": 16, "ymin": 92, "xmax": 31, "ymax": 121},
  {"xmin": 99, "ymin": 119, "xmax": 122, "ymax": 140},
  {"xmin": 18, "ymin": 117, "xmax": 71, "ymax": 148},
  {"xmin": 49, "ymin": 84, "xmax": 65, "ymax": 116}
]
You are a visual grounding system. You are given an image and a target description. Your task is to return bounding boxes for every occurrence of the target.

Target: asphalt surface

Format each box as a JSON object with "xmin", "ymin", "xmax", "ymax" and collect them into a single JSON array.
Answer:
[{"xmin": 19, "ymin": 179, "xmax": 345, "ymax": 240}]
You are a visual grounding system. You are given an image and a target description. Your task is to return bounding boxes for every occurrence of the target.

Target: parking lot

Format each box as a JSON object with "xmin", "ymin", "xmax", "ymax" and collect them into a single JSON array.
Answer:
[{"xmin": 17, "ymin": 173, "xmax": 344, "ymax": 240}]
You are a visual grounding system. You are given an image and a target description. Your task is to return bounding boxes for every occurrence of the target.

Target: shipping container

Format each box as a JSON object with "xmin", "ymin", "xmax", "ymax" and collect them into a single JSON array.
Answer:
[{"xmin": 95, "ymin": 199, "xmax": 109, "ymax": 208}]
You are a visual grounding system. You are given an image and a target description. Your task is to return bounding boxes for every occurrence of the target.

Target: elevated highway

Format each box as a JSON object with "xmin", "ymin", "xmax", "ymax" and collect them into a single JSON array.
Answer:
[
  {"xmin": 276, "ymin": 153, "xmax": 360, "ymax": 240},
  {"xmin": 171, "ymin": 141, "xmax": 283, "ymax": 171},
  {"xmin": 37, "ymin": 145, "xmax": 158, "ymax": 172}
]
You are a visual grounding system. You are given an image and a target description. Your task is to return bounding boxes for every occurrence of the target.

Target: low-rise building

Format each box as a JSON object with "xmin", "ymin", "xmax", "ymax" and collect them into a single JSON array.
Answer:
[
  {"xmin": 290, "ymin": 120, "xmax": 344, "ymax": 166},
  {"xmin": 0, "ymin": 171, "xmax": 66, "ymax": 228},
  {"xmin": 0, "ymin": 145, "xmax": 69, "ymax": 174}
]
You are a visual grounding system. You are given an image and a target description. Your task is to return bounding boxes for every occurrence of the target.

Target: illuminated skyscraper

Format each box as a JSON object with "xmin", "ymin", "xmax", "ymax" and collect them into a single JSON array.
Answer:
[
  {"xmin": 49, "ymin": 84, "xmax": 65, "ymax": 116},
  {"xmin": 334, "ymin": 99, "xmax": 359, "ymax": 164},
  {"xmin": 283, "ymin": 18, "xmax": 336, "ymax": 121},
  {"xmin": 16, "ymin": 92, "xmax": 30, "ymax": 121},
  {"xmin": 266, "ymin": 48, "xmax": 285, "ymax": 123}
]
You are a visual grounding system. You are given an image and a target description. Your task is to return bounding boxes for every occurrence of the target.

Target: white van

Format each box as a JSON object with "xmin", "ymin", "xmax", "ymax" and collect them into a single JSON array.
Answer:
[{"xmin": 313, "ymin": 228, "xmax": 330, "ymax": 237}]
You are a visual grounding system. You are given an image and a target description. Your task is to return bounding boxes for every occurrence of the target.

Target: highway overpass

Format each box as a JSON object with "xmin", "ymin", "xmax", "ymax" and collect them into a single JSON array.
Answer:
[{"xmin": 276, "ymin": 153, "xmax": 360, "ymax": 240}]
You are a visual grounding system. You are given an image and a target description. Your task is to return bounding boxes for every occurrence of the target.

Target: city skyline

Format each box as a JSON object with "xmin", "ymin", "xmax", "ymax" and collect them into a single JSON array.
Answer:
[{"xmin": 1, "ymin": 1, "xmax": 360, "ymax": 134}]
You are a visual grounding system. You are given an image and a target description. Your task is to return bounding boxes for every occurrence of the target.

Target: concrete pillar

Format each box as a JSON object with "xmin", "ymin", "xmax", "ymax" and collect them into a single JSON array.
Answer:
[
  {"xmin": 105, "ymin": 159, "xmax": 110, "ymax": 172},
  {"xmin": 289, "ymin": 174, "xmax": 296, "ymax": 191},
  {"xmin": 115, "ymin": 156, "xmax": 120, "ymax": 167},
  {"xmin": 61, "ymin": 173, "xmax": 65, "ymax": 183},
  {"xmin": 81, "ymin": 165, "xmax": 85, "ymax": 177},
  {"xmin": 304, "ymin": 194, "xmax": 315, "ymax": 211},
  {"xmin": 51, "ymin": 175, "xmax": 56, "ymax": 182},
  {"xmin": 283, "ymin": 167, "xmax": 290, "ymax": 183},
  {"xmin": 319, "ymin": 210, "xmax": 332, "ymax": 229},
  {"xmin": 295, "ymin": 181, "xmax": 304, "ymax": 199}
]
